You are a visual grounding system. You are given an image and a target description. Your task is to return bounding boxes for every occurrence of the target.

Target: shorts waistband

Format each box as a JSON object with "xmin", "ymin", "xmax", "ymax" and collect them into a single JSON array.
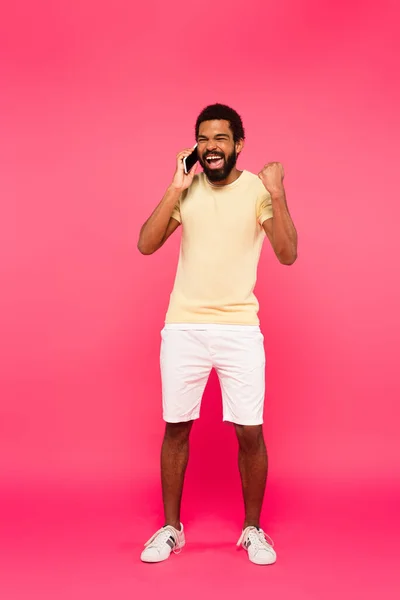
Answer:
[{"xmin": 163, "ymin": 323, "xmax": 261, "ymax": 332}]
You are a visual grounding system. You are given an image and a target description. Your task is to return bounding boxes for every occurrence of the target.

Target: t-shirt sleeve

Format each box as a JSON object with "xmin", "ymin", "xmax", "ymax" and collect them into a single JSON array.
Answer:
[
  {"xmin": 171, "ymin": 201, "xmax": 181, "ymax": 223},
  {"xmin": 170, "ymin": 189, "xmax": 188, "ymax": 224},
  {"xmin": 257, "ymin": 189, "xmax": 273, "ymax": 225}
]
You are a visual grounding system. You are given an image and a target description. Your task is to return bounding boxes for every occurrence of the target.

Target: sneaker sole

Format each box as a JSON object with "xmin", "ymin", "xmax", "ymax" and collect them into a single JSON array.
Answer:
[{"xmin": 249, "ymin": 555, "xmax": 277, "ymax": 565}]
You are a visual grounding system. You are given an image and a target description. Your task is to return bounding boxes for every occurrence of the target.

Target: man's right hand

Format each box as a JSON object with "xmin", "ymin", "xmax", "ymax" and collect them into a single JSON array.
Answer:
[{"xmin": 171, "ymin": 148, "xmax": 198, "ymax": 191}]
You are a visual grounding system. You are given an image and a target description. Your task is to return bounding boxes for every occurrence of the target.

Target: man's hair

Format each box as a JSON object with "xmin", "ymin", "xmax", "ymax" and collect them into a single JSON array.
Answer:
[{"xmin": 195, "ymin": 103, "xmax": 245, "ymax": 143}]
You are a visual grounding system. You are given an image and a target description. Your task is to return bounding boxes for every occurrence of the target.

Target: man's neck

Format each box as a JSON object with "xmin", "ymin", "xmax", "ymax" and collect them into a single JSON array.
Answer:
[{"xmin": 207, "ymin": 167, "xmax": 243, "ymax": 187}]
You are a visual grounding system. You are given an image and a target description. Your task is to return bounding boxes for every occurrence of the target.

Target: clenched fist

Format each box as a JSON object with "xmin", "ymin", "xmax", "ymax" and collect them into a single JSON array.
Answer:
[{"xmin": 258, "ymin": 162, "xmax": 285, "ymax": 195}]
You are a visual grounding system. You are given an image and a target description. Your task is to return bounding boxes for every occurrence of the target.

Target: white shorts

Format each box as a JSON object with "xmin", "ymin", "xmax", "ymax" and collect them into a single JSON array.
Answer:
[{"xmin": 160, "ymin": 325, "xmax": 266, "ymax": 426}]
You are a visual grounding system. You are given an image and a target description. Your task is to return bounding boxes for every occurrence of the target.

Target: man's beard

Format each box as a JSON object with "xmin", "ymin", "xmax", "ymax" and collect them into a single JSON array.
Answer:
[{"xmin": 200, "ymin": 148, "xmax": 238, "ymax": 182}]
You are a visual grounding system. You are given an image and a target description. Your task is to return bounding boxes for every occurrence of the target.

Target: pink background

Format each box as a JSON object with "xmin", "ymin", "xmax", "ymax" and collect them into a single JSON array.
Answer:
[{"xmin": 1, "ymin": 1, "xmax": 399, "ymax": 598}]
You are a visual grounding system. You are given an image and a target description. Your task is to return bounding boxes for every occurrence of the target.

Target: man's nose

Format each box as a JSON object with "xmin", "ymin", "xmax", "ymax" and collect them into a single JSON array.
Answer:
[{"xmin": 206, "ymin": 141, "xmax": 217, "ymax": 151}]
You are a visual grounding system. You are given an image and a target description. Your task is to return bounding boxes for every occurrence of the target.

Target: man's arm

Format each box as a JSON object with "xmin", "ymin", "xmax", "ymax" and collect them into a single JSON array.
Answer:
[
  {"xmin": 259, "ymin": 162, "xmax": 298, "ymax": 266},
  {"xmin": 137, "ymin": 148, "xmax": 197, "ymax": 255},
  {"xmin": 137, "ymin": 187, "xmax": 181, "ymax": 255}
]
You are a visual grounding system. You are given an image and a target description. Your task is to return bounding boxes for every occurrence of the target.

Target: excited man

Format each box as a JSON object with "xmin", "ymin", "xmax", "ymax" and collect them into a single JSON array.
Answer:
[{"xmin": 137, "ymin": 104, "xmax": 298, "ymax": 565}]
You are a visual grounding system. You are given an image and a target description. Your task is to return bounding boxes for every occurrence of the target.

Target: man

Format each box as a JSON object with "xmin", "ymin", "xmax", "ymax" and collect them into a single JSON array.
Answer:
[{"xmin": 137, "ymin": 104, "xmax": 297, "ymax": 565}]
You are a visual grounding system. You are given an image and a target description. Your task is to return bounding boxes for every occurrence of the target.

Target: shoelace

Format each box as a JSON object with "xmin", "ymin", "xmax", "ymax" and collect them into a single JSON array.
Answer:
[
  {"xmin": 144, "ymin": 526, "xmax": 183, "ymax": 555},
  {"xmin": 237, "ymin": 526, "xmax": 274, "ymax": 551}
]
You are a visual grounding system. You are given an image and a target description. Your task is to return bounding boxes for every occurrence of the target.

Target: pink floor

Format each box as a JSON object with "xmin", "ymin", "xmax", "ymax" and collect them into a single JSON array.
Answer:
[{"xmin": 1, "ymin": 478, "xmax": 399, "ymax": 600}]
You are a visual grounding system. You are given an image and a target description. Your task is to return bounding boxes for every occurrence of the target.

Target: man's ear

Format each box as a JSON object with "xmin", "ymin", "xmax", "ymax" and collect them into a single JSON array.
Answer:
[{"xmin": 236, "ymin": 139, "xmax": 244, "ymax": 154}]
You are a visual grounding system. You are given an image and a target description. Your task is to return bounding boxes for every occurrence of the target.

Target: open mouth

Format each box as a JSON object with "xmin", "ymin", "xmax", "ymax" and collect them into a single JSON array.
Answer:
[{"xmin": 205, "ymin": 154, "xmax": 224, "ymax": 170}]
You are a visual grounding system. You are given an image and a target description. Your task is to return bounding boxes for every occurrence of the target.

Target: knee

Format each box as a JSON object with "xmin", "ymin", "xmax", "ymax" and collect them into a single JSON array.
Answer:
[
  {"xmin": 235, "ymin": 424, "xmax": 264, "ymax": 453},
  {"xmin": 164, "ymin": 421, "xmax": 193, "ymax": 445}
]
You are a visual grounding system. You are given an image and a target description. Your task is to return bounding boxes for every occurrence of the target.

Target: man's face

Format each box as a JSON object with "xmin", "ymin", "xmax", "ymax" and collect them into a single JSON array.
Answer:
[{"xmin": 197, "ymin": 120, "xmax": 242, "ymax": 182}]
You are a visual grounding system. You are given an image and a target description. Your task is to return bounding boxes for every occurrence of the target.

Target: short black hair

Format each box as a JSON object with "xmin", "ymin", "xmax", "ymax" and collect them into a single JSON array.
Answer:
[{"xmin": 195, "ymin": 103, "xmax": 245, "ymax": 143}]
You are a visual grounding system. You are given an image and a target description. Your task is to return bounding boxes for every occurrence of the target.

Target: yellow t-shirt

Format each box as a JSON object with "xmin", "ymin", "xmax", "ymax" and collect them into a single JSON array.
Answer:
[{"xmin": 165, "ymin": 170, "xmax": 273, "ymax": 325}]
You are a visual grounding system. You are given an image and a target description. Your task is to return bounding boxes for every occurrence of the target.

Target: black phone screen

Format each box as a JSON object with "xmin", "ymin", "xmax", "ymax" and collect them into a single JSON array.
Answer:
[{"xmin": 184, "ymin": 146, "xmax": 198, "ymax": 174}]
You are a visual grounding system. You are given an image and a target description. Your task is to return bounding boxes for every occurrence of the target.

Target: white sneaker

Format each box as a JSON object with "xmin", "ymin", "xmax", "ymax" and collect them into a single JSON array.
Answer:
[
  {"xmin": 237, "ymin": 526, "xmax": 277, "ymax": 565},
  {"xmin": 140, "ymin": 524, "xmax": 185, "ymax": 563}
]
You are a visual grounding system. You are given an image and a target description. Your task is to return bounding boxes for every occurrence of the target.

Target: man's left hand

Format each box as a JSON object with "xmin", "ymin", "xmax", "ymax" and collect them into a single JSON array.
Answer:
[{"xmin": 258, "ymin": 162, "xmax": 285, "ymax": 195}]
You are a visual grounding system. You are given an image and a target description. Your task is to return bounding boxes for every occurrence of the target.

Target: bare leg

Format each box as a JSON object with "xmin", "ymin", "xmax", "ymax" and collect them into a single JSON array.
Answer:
[
  {"xmin": 161, "ymin": 421, "xmax": 193, "ymax": 530},
  {"xmin": 235, "ymin": 424, "xmax": 268, "ymax": 529}
]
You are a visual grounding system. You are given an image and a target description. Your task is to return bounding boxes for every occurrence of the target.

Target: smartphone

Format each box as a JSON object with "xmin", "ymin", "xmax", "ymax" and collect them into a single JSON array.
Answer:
[{"xmin": 183, "ymin": 144, "xmax": 198, "ymax": 174}]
